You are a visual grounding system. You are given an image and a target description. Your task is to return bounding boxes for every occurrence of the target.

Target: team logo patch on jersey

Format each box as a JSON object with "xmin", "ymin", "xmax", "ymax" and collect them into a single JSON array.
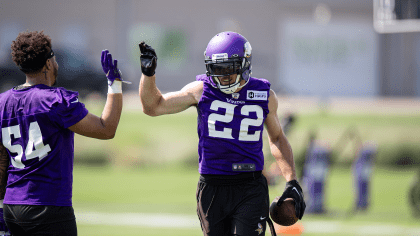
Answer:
[
  {"xmin": 247, "ymin": 90, "xmax": 267, "ymax": 101},
  {"xmin": 255, "ymin": 223, "xmax": 263, "ymax": 235},
  {"xmin": 232, "ymin": 93, "xmax": 240, "ymax": 99}
]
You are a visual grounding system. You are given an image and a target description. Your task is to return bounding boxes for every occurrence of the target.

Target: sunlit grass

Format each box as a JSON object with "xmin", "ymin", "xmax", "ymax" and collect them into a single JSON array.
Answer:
[
  {"xmin": 71, "ymin": 98, "xmax": 420, "ymax": 235},
  {"xmin": 73, "ymin": 165, "xmax": 419, "ymax": 236}
]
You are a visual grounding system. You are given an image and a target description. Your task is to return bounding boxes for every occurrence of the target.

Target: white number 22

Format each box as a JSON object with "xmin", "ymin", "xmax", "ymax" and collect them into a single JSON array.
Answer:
[
  {"xmin": 2, "ymin": 122, "xmax": 51, "ymax": 169},
  {"xmin": 208, "ymin": 100, "xmax": 264, "ymax": 141}
]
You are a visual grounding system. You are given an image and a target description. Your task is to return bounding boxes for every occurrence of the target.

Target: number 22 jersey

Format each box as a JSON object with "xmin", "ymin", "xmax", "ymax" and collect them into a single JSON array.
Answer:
[
  {"xmin": 0, "ymin": 84, "xmax": 88, "ymax": 206},
  {"xmin": 196, "ymin": 74, "xmax": 271, "ymax": 175}
]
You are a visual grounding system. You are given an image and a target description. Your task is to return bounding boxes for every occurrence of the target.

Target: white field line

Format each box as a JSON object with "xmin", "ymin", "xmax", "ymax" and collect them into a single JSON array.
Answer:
[
  {"xmin": 76, "ymin": 211, "xmax": 420, "ymax": 235},
  {"xmin": 76, "ymin": 211, "xmax": 200, "ymax": 228}
]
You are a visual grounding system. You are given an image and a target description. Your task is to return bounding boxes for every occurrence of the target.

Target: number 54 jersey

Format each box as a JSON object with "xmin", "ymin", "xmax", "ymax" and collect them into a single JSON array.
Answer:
[
  {"xmin": 0, "ymin": 84, "xmax": 88, "ymax": 206},
  {"xmin": 196, "ymin": 74, "xmax": 271, "ymax": 175}
]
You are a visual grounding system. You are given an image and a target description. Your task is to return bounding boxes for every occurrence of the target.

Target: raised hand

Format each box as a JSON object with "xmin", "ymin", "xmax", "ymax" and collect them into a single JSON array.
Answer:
[
  {"xmin": 139, "ymin": 41, "xmax": 157, "ymax": 77},
  {"xmin": 101, "ymin": 50, "xmax": 131, "ymax": 85}
]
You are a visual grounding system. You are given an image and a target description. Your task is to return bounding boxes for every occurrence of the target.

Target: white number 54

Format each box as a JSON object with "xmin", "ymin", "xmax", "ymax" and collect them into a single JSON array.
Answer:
[{"xmin": 2, "ymin": 122, "xmax": 51, "ymax": 169}]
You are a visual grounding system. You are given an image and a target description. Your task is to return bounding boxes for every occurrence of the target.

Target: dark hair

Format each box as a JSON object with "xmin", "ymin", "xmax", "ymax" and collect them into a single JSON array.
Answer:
[{"xmin": 11, "ymin": 30, "xmax": 52, "ymax": 73}]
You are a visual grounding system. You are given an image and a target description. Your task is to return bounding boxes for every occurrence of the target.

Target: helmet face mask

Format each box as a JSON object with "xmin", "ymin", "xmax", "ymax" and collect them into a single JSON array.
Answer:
[
  {"xmin": 204, "ymin": 32, "xmax": 252, "ymax": 94},
  {"xmin": 206, "ymin": 59, "xmax": 242, "ymax": 77}
]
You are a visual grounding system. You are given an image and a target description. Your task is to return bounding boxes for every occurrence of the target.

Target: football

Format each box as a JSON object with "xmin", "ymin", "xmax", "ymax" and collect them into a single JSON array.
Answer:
[{"xmin": 269, "ymin": 197, "xmax": 298, "ymax": 226}]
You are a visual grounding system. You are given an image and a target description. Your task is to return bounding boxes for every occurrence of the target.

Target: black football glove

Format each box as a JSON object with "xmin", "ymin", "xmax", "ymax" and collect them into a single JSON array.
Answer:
[
  {"xmin": 278, "ymin": 180, "xmax": 306, "ymax": 220},
  {"xmin": 139, "ymin": 41, "xmax": 157, "ymax": 77}
]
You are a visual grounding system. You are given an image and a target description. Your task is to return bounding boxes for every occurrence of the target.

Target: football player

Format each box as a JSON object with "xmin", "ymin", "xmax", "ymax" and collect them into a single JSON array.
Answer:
[
  {"xmin": 139, "ymin": 31, "xmax": 305, "ymax": 236},
  {"xmin": 0, "ymin": 30, "xmax": 126, "ymax": 236}
]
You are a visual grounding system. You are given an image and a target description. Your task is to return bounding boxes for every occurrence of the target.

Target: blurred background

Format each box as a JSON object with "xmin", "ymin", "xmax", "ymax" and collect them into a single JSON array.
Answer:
[{"xmin": 1, "ymin": 0, "xmax": 420, "ymax": 235}]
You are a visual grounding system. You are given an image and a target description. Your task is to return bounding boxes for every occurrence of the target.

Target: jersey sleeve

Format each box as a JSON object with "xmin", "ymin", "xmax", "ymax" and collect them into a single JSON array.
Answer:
[
  {"xmin": 50, "ymin": 88, "xmax": 89, "ymax": 129},
  {"xmin": 196, "ymin": 74, "xmax": 210, "ymax": 82},
  {"xmin": 259, "ymin": 78, "xmax": 271, "ymax": 90}
]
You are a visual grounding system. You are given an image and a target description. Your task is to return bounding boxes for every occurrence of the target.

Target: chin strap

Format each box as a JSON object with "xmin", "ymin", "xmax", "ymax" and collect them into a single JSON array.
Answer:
[{"xmin": 237, "ymin": 77, "xmax": 249, "ymax": 88}]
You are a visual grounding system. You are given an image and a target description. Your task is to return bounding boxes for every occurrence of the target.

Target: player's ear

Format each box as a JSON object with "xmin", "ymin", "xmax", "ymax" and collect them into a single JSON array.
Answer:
[{"xmin": 45, "ymin": 59, "xmax": 52, "ymax": 71}]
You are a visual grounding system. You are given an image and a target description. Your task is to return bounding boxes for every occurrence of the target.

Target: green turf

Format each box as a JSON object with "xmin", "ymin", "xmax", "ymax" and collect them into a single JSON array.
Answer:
[
  {"xmin": 77, "ymin": 224, "xmax": 203, "ymax": 236},
  {"xmin": 72, "ymin": 165, "xmax": 420, "ymax": 236},
  {"xmin": 74, "ymin": 108, "xmax": 420, "ymax": 168},
  {"xmin": 73, "ymin": 166, "xmax": 199, "ymax": 214},
  {"xmin": 74, "ymin": 109, "xmax": 199, "ymax": 166},
  {"xmin": 287, "ymin": 113, "xmax": 420, "ymax": 150},
  {"xmin": 71, "ymin": 103, "xmax": 420, "ymax": 235}
]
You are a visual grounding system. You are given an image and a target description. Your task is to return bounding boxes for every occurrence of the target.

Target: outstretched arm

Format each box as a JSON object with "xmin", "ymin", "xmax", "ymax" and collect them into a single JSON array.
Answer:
[
  {"xmin": 140, "ymin": 75, "xmax": 202, "ymax": 116},
  {"xmin": 69, "ymin": 50, "xmax": 123, "ymax": 139},
  {"xmin": 69, "ymin": 93, "xmax": 122, "ymax": 139},
  {"xmin": 138, "ymin": 42, "xmax": 202, "ymax": 116}
]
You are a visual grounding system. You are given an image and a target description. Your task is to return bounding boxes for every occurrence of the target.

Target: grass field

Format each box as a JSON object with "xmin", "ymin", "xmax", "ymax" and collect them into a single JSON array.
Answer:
[
  {"xmin": 75, "ymin": 107, "xmax": 420, "ymax": 168},
  {"xmin": 71, "ymin": 96, "xmax": 420, "ymax": 235},
  {"xmin": 72, "ymin": 165, "xmax": 420, "ymax": 236}
]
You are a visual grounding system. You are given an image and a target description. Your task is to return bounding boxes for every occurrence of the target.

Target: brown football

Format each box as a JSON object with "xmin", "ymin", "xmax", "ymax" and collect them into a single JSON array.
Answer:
[{"xmin": 269, "ymin": 197, "xmax": 298, "ymax": 226}]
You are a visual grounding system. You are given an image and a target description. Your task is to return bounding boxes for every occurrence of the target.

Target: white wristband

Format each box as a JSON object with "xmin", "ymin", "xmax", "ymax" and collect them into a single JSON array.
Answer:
[{"xmin": 108, "ymin": 80, "xmax": 122, "ymax": 94}]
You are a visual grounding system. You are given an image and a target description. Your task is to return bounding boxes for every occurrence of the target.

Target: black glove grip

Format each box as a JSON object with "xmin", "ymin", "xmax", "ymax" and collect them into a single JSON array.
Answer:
[
  {"xmin": 139, "ymin": 41, "xmax": 157, "ymax": 77},
  {"xmin": 278, "ymin": 180, "xmax": 306, "ymax": 220}
]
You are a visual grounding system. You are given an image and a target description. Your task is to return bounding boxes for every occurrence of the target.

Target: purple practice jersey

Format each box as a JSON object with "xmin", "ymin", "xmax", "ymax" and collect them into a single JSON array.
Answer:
[
  {"xmin": 0, "ymin": 84, "xmax": 88, "ymax": 206},
  {"xmin": 196, "ymin": 74, "xmax": 270, "ymax": 175}
]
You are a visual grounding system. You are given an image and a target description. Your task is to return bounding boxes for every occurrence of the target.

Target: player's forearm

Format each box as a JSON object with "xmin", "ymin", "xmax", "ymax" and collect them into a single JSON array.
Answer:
[
  {"xmin": 0, "ymin": 145, "xmax": 9, "ymax": 200},
  {"xmin": 270, "ymin": 135, "xmax": 297, "ymax": 182},
  {"xmin": 139, "ymin": 74, "xmax": 164, "ymax": 116},
  {"xmin": 99, "ymin": 93, "xmax": 123, "ymax": 139}
]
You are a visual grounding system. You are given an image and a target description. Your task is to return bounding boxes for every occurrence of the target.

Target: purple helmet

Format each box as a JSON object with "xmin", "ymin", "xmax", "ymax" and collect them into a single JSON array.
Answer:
[{"xmin": 204, "ymin": 32, "xmax": 252, "ymax": 94}]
